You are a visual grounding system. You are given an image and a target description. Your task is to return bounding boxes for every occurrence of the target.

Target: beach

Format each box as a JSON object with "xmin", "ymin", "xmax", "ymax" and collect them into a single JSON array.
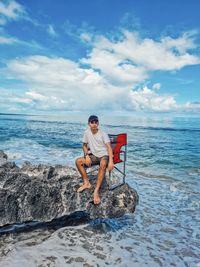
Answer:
[{"xmin": 0, "ymin": 113, "xmax": 200, "ymax": 267}]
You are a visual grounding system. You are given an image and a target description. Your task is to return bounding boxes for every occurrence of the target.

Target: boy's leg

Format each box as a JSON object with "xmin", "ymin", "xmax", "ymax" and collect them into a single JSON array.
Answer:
[
  {"xmin": 94, "ymin": 156, "xmax": 108, "ymax": 204},
  {"xmin": 75, "ymin": 157, "xmax": 91, "ymax": 192}
]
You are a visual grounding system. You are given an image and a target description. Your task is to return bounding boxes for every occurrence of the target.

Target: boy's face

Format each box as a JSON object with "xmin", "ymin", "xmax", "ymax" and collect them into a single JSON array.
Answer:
[{"xmin": 89, "ymin": 120, "xmax": 99, "ymax": 131}]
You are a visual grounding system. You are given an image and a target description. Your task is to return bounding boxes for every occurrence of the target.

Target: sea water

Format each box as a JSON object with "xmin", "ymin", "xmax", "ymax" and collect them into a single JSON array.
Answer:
[{"xmin": 0, "ymin": 113, "xmax": 199, "ymax": 267}]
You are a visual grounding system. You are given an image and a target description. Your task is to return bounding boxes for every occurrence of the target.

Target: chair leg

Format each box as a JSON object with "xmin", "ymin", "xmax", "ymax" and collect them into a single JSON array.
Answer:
[
  {"xmin": 123, "ymin": 157, "xmax": 126, "ymax": 184},
  {"xmin": 108, "ymin": 170, "xmax": 111, "ymax": 189}
]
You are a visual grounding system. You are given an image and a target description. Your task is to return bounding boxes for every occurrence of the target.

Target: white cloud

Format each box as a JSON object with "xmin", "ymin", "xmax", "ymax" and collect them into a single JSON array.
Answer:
[
  {"xmin": 89, "ymin": 30, "xmax": 199, "ymax": 68},
  {"xmin": 25, "ymin": 91, "xmax": 47, "ymax": 101},
  {"xmin": 80, "ymin": 32, "xmax": 92, "ymax": 42},
  {"xmin": 130, "ymin": 86, "xmax": 177, "ymax": 112},
  {"xmin": 0, "ymin": 0, "xmax": 26, "ymax": 24},
  {"xmin": 5, "ymin": 55, "xmax": 121, "ymax": 111},
  {"xmin": 0, "ymin": 88, "xmax": 32, "ymax": 113},
  {"xmin": 63, "ymin": 20, "xmax": 95, "ymax": 43},
  {"xmin": 81, "ymin": 30, "xmax": 200, "ymax": 90},
  {"xmin": 2, "ymin": 29, "xmax": 200, "ymax": 113},
  {"xmin": 182, "ymin": 101, "xmax": 200, "ymax": 112},
  {"xmin": 47, "ymin": 24, "xmax": 57, "ymax": 37},
  {"xmin": 160, "ymin": 31, "xmax": 198, "ymax": 54},
  {"xmin": 0, "ymin": 33, "xmax": 43, "ymax": 49},
  {"xmin": 152, "ymin": 83, "xmax": 161, "ymax": 90},
  {"xmin": 82, "ymin": 47, "xmax": 147, "ymax": 87},
  {"xmin": 0, "ymin": 35, "xmax": 18, "ymax": 44},
  {"xmin": 0, "ymin": 1, "xmax": 41, "ymax": 47}
]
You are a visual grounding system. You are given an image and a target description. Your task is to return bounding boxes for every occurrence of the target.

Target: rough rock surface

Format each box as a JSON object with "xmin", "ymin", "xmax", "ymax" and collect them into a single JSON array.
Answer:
[{"xmin": 0, "ymin": 151, "xmax": 139, "ymax": 227}]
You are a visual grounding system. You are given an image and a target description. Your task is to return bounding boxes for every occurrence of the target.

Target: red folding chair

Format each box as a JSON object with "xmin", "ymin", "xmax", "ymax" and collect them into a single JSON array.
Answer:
[
  {"xmin": 108, "ymin": 133, "xmax": 127, "ymax": 188},
  {"xmin": 85, "ymin": 133, "xmax": 127, "ymax": 189}
]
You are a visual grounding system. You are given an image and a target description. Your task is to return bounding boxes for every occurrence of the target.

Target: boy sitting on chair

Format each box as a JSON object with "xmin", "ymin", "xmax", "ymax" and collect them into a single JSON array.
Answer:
[{"xmin": 75, "ymin": 115, "xmax": 114, "ymax": 204}]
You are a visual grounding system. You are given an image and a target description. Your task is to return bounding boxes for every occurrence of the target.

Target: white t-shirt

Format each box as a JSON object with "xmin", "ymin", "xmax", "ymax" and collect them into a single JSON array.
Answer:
[{"xmin": 82, "ymin": 128, "xmax": 110, "ymax": 157}]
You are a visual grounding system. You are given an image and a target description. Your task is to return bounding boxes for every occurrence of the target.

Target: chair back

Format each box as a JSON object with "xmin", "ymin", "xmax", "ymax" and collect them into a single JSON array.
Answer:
[{"xmin": 108, "ymin": 133, "xmax": 127, "ymax": 164}]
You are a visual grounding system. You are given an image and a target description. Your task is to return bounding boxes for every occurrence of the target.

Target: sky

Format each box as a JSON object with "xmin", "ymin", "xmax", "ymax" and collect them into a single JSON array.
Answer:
[{"xmin": 0, "ymin": 0, "xmax": 200, "ymax": 115}]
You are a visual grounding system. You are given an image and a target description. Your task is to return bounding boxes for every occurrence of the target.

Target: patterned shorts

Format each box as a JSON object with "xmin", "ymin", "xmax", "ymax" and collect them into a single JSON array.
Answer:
[{"xmin": 88, "ymin": 154, "xmax": 109, "ymax": 166}]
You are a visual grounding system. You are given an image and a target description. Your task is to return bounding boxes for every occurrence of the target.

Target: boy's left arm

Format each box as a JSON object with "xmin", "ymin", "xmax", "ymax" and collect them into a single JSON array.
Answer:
[{"xmin": 106, "ymin": 142, "xmax": 114, "ymax": 171}]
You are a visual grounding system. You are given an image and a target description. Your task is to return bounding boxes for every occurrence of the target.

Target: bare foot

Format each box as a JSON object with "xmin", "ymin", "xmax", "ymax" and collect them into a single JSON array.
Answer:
[
  {"xmin": 93, "ymin": 191, "xmax": 101, "ymax": 205},
  {"xmin": 77, "ymin": 183, "xmax": 91, "ymax": 193}
]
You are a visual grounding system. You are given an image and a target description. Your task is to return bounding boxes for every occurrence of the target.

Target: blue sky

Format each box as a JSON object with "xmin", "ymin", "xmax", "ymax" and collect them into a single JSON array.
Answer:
[{"xmin": 0, "ymin": 0, "xmax": 200, "ymax": 115}]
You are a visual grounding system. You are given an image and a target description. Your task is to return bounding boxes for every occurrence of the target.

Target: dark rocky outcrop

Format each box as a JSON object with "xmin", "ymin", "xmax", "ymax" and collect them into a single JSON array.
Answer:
[{"xmin": 0, "ymin": 151, "xmax": 138, "ymax": 227}]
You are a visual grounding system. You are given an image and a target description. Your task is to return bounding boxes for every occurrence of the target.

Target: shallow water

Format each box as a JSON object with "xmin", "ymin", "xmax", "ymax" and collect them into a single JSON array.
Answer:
[{"xmin": 0, "ymin": 113, "xmax": 200, "ymax": 267}]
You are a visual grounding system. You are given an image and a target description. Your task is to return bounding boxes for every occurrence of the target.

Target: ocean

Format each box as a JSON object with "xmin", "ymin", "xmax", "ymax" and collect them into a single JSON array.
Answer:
[{"xmin": 0, "ymin": 113, "xmax": 199, "ymax": 267}]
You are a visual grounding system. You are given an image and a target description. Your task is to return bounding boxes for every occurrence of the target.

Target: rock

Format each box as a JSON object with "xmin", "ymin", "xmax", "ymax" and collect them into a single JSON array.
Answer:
[
  {"xmin": 0, "ymin": 150, "xmax": 8, "ymax": 166},
  {"xmin": 0, "ymin": 151, "xmax": 139, "ymax": 227}
]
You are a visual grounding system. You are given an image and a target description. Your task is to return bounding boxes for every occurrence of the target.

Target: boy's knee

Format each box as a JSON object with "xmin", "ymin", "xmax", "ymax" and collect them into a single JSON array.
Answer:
[
  {"xmin": 99, "ymin": 161, "xmax": 107, "ymax": 171},
  {"xmin": 75, "ymin": 158, "xmax": 82, "ymax": 166}
]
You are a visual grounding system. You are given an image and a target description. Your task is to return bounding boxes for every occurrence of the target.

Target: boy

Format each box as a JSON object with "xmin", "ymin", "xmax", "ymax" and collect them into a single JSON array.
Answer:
[{"xmin": 75, "ymin": 115, "xmax": 113, "ymax": 204}]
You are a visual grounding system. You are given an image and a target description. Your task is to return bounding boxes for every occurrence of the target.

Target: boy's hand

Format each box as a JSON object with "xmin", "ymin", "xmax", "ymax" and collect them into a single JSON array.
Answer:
[
  {"xmin": 108, "ymin": 161, "xmax": 114, "ymax": 171},
  {"xmin": 85, "ymin": 155, "xmax": 91, "ymax": 166}
]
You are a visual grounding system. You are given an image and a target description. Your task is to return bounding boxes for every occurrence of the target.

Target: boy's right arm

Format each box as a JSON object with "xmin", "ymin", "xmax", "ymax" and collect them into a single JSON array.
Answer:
[
  {"xmin": 83, "ymin": 143, "xmax": 91, "ymax": 166},
  {"xmin": 83, "ymin": 143, "xmax": 89, "ymax": 157}
]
